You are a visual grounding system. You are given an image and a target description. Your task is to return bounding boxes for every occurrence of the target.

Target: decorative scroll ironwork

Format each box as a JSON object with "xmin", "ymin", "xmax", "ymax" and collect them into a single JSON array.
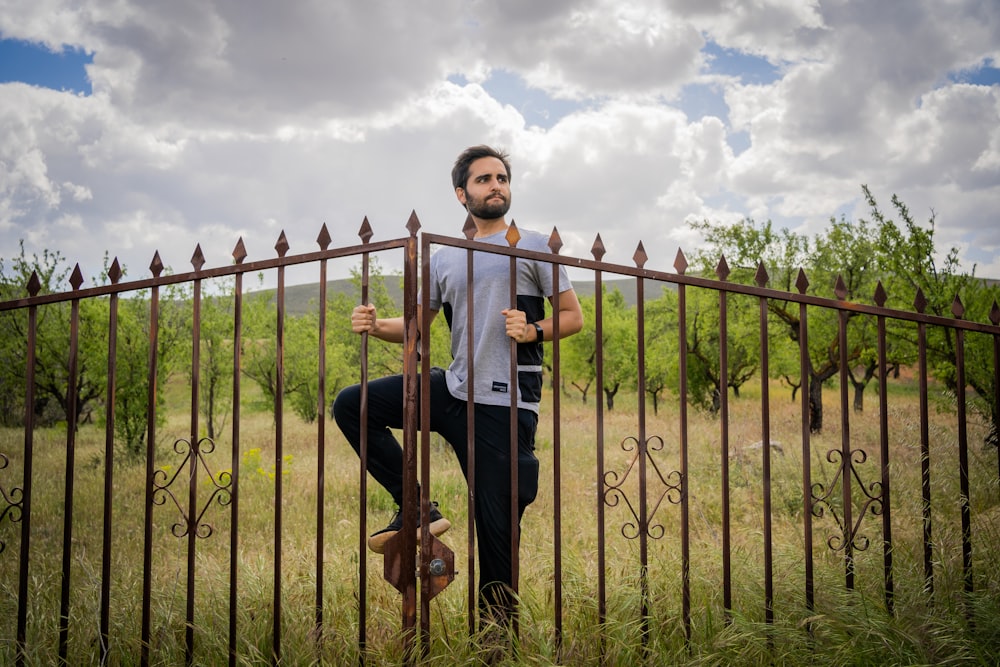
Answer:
[
  {"xmin": 603, "ymin": 435, "xmax": 682, "ymax": 540},
  {"xmin": 0, "ymin": 452, "xmax": 22, "ymax": 554},
  {"xmin": 811, "ymin": 448, "xmax": 883, "ymax": 552},
  {"xmin": 152, "ymin": 437, "xmax": 233, "ymax": 539}
]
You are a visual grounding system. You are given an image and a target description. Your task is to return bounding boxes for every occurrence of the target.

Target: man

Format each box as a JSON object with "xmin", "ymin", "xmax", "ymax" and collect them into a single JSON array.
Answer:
[{"xmin": 332, "ymin": 145, "xmax": 583, "ymax": 630}]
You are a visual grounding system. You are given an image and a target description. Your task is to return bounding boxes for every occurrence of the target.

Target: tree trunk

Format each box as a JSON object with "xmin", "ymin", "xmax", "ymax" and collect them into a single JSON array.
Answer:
[
  {"xmin": 604, "ymin": 382, "xmax": 620, "ymax": 411},
  {"xmin": 572, "ymin": 380, "xmax": 590, "ymax": 404},
  {"xmin": 207, "ymin": 380, "xmax": 216, "ymax": 440},
  {"xmin": 809, "ymin": 375, "xmax": 823, "ymax": 433}
]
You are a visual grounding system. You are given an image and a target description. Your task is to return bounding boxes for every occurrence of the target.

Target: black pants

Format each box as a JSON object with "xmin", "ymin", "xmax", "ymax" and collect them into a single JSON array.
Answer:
[{"xmin": 332, "ymin": 367, "xmax": 539, "ymax": 622}]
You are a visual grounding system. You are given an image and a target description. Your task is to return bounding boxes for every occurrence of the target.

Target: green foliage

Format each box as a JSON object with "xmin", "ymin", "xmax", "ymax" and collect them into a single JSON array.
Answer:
[
  {"xmin": 0, "ymin": 242, "xmax": 86, "ymax": 427},
  {"xmin": 560, "ymin": 286, "xmax": 637, "ymax": 410},
  {"xmin": 344, "ymin": 256, "xmax": 405, "ymax": 378},
  {"xmin": 678, "ymin": 286, "xmax": 763, "ymax": 414},
  {"xmin": 0, "ymin": 245, "xmax": 182, "ymax": 456},
  {"xmin": 864, "ymin": 186, "xmax": 1000, "ymax": 432},
  {"xmin": 239, "ymin": 257, "xmax": 409, "ymax": 424},
  {"xmin": 193, "ymin": 278, "xmax": 235, "ymax": 439},
  {"xmin": 110, "ymin": 293, "xmax": 160, "ymax": 455},
  {"xmin": 599, "ymin": 288, "xmax": 637, "ymax": 410},
  {"xmin": 240, "ymin": 276, "xmax": 281, "ymax": 412},
  {"xmin": 644, "ymin": 287, "xmax": 678, "ymax": 414},
  {"xmin": 288, "ymin": 311, "xmax": 326, "ymax": 422},
  {"xmin": 689, "ymin": 209, "xmax": 932, "ymax": 431},
  {"xmin": 560, "ymin": 290, "xmax": 598, "ymax": 403}
]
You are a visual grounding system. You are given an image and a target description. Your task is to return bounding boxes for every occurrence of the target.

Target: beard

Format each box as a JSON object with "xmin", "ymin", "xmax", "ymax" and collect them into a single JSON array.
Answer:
[{"xmin": 465, "ymin": 192, "xmax": 511, "ymax": 219}]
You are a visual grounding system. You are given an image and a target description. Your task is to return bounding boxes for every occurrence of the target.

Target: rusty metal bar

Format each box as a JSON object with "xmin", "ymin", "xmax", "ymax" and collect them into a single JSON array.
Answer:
[
  {"xmin": 141, "ymin": 256, "xmax": 162, "ymax": 667},
  {"xmin": 463, "ymin": 218, "xmax": 477, "ymax": 636},
  {"xmin": 357, "ymin": 219, "xmax": 373, "ymax": 659},
  {"xmin": 993, "ymin": 303, "xmax": 1000, "ymax": 486},
  {"xmin": 635, "ymin": 257, "xmax": 650, "ymax": 648},
  {"xmin": 507, "ymin": 226, "xmax": 520, "ymax": 614},
  {"xmin": 58, "ymin": 271, "xmax": 82, "ymax": 664},
  {"xmin": 15, "ymin": 273, "xmax": 40, "ymax": 667},
  {"xmin": 416, "ymin": 220, "xmax": 455, "ymax": 655},
  {"xmin": 592, "ymin": 237, "xmax": 607, "ymax": 662},
  {"xmin": 674, "ymin": 250, "xmax": 691, "ymax": 643},
  {"xmin": 416, "ymin": 222, "xmax": 456, "ymax": 654},
  {"xmin": 755, "ymin": 264, "xmax": 774, "ymax": 626},
  {"xmin": 187, "ymin": 256, "xmax": 202, "ymax": 665},
  {"xmin": 315, "ymin": 227, "xmax": 330, "ymax": 644},
  {"xmin": 837, "ymin": 306, "xmax": 855, "ymax": 590},
  {"xmin": 637, "ymin": 274, "xmax": 650, "ymax": 642},
  {"xmin": 550, "ymin": 230, "xmax": 564, "ymax": 658},
  {"xmin": 916, "ymin": 291, "xmax": 933, "ymax": 597},
  {"xmin": 796, "ymin": 271, "xmax": 814, "ymax": 613},
  {"xmin": 677, "ymin": 274, "xmax": 690, "ymax": 637},
  {"xmin": 419, "ymin": 227, "xmax": 433, "ymax": 655},
  {"xmin": 405, "ymin": 235, "xmax": 1000, "ymax": 341},
  {"xmin": 400, "ymin": 217, "xmax": 420, "ymax": 663},
  {"xmin": 100, "ymin": 262, "xmax": 122, "ymax": 663},
  {"xmin": 954, "ymin": 313, "xmax": 973, "ymax": 598},
  {"xmin": 230, "ymin": 240, "xmax": 246, "ymax": 666},
  {"xmin": 717, "ymin": 262, "xmax": 732, "ymax": 622},
  {"xmin": 875, "ymin": 287, "xmax": 894, "ymax": 614},
  {"xmin": 7, "ymin": 238, "xmax": 998, "ymax": 345},
  {"xmin": 0, "ymin": 240, "xmax": 412, "ymax": 313},
  {"xmin": 228, "ymin": 254, "xmax": 243, "ymax": 667},
  {"xmin": 273, "ymin": 234, "xmax": 289, "ymax": 663}
]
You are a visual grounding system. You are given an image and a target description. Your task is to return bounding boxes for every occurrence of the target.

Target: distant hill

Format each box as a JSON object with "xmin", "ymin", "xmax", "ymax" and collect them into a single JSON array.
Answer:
[
  {"xmin": 249, "ymin": 277, "xmax": 659, "ymax": 316},
  {"xmin": 242, "ymin": 272, "xmax": 999, "ymax": 318}
]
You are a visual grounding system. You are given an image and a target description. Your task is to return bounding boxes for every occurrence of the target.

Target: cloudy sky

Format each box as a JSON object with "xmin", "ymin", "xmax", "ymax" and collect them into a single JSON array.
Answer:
[{"xmin": 1, "ymin": 0, "xmax": 999, "ymax": 291}]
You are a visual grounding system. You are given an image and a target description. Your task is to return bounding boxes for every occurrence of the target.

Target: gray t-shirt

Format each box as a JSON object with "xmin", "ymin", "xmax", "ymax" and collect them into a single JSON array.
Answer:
[{"xmin": 427, "ymin": 227, "xmax": 572, "ymax": 413}]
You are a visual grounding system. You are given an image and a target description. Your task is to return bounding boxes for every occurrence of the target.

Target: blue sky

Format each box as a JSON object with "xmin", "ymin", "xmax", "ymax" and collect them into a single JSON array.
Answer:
[
  {"xmin": 0, "ymin": 39, "xmax": 92, "ymax": 94},
  {"xmin": 950, "ymin": 58, "xmax": 1000, "ymax": 86},
  {"xmin": 9, "ymin": 36, "xmax": 997, "ymax": 123},
  {"xmin": 1, "ymin": 2, "xmax": 998, "ymax": 286}
]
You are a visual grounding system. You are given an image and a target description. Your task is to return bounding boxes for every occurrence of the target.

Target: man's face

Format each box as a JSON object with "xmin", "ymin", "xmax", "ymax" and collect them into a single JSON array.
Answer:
[{"xmin": 457, "ymin": 156, "xmax": 511, "ymax": 220}]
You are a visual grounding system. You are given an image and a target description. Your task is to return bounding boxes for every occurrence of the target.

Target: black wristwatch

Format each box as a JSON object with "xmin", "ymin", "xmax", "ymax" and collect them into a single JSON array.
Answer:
[{"xmin": 532, "ymin": 322, "xmax": 544, "ymax": 342}]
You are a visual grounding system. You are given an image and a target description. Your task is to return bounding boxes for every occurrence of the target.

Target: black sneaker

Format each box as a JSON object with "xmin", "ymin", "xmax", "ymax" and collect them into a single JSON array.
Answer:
[{"xmin": 367, "ymin": 501, "xmax": 451, "ymax": 554}]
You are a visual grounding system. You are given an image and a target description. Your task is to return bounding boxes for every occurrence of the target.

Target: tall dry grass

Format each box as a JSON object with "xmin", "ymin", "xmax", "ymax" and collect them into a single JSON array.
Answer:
[{"xmin": 1, "ymin": 374, "xmax": 999, "ymax": 665}]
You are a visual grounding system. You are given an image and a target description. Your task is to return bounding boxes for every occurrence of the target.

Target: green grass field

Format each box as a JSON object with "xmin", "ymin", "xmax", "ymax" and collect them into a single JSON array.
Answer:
[{"xmin": 2, "ymin": 373, "xmax": 999, "ymax": 665}]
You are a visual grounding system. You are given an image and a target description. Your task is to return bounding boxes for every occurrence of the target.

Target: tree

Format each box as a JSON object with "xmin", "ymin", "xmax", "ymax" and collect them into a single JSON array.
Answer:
[
  {"xmin": 109, "ymin": 282, "xmax": 185, "ymax": 457},
  {"xmin": 241, "ymin": 282, "xmax": 281, "ymax": 413},
  {"xmin": 284, "ymin": 304, "xmax": 357, "ymax": 424},
  {"xmin": 559, "ymin": 287, "xmax": 637, "ymax": 411},
  {"xmin": 342, "ymin": 258, "xmax": 405, "ymax": 378},
  {"xmin": 1, "ymin": 246, "xmax": 124, "ymax": 431},
  {"xmin": 865, "ymin": 187, "xmax": 1000, "ymax": 441},
  {"xmin": 677, "ymin": 284, "xmax": 761, "ymax": 415},
  {"xmin": 561, "ymin": 294, "xmax": 598, "ymax": 403},
  {"xmin": 196, "ymin": 278, "xmax": 236, "ymax": 440},
  {"xmin": 808, "ymin": 214, "xmax": 890, "ymax": 413},
  {"xmin": 691, "ymin": 217, "xmax": 878, "ymax": 432},
  {"xmin": 0, "ymin": 244, "xmax": 183, "ymax": 455},
  {"xmin": 643, "ymin": 288, "xmax": 677, "ymax": 415},
  {"xmin": 0, "ymin": 241, "xmax": 70, "ymax": 426},
  {"xmin": 241, "ymin": 259, "xmax": 407, "ymax": 424}
]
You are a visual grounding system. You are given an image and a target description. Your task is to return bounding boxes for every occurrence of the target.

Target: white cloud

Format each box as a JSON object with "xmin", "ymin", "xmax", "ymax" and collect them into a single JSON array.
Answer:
[{"xmin": 0, "ymin": 0, "xmax": 997, "ymax": 294}]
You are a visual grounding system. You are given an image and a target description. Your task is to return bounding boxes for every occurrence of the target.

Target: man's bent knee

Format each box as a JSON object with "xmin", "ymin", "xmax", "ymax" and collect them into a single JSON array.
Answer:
[{"xmin": 331, "ymin": 384, "xmax": 361, "ymax": 431}]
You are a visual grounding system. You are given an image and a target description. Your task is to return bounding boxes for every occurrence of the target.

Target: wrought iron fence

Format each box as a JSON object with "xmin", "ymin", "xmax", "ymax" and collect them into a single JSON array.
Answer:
[{"xmin": 1, "ymin": 216, "xmax": 999, "ymax": 665}]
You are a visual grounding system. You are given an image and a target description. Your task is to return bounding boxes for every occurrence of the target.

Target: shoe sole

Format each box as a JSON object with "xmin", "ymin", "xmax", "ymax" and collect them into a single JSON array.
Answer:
[{"xmin": 367, "ymin": 517, "xmax": 451, "ymax": 554}]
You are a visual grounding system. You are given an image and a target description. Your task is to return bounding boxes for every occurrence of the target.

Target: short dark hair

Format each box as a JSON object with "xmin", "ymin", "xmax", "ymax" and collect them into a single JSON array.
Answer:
[{"xmin": 451, "ymin": 145, "xmax": 512, "ymax": 190}]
